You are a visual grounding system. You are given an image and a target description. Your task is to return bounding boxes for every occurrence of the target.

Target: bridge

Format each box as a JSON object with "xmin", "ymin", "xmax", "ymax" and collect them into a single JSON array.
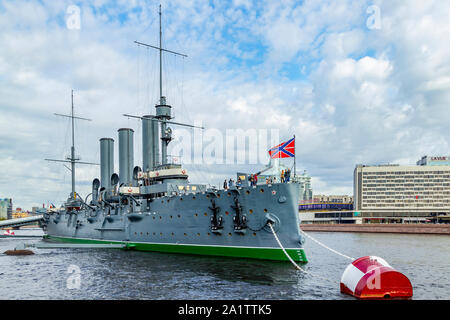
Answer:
[{"xmin": 0, "ymin": 215, "xmax": 44, "ymax": 229}]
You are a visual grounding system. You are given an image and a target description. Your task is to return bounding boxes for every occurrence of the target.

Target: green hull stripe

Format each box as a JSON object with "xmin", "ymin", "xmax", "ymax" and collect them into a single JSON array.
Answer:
[{"xmin": 46, "ymin": 235, "xmax": 308, "ymax": 263}]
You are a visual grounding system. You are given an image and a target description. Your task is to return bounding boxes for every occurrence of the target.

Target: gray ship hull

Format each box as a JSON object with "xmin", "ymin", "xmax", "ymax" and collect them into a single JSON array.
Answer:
[{"xmin": 43, "ymin": 182, "xmax": 307, "ymax": 262}]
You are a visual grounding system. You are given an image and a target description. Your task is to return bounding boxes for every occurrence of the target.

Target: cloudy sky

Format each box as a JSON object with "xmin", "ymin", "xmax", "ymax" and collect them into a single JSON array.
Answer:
[{"xmin": 1, "ymin": 0, "xmax": 449, "ymax": 209}]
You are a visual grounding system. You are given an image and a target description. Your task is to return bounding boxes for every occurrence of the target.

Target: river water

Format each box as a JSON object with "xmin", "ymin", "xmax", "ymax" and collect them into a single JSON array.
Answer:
[{"xmin": 0, "ymin": 228, "xmax": 448, "ymax": 300}]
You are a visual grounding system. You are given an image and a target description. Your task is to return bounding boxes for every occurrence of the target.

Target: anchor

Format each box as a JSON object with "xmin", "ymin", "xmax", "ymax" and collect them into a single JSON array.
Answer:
[
  {"xmin": 231, "ymin": 197, "xmax": 247, "ymax": 234},
  {"xmin": 208, "ymin": 199, "xmax": 223, "ymax": 234}
]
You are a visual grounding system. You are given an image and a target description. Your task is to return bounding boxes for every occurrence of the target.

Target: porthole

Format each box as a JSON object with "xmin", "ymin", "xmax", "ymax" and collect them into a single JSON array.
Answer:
[
  {"xmin": 260, "ymin": 188, "xmax": 264, "ymax": 193},
  {"xmin": 204, "ymin": 212, "xmax": 208, "ymax": 216},
  {"xmin": 246, "ymin": 190, "xmax": 250, "ymax": 195},
  {"xmin": 180, "ymin": 198, "xmax": 183, "ymax": 201},
  {"xmin": 264, "ymin": 208, "xmax": 268, "ymax": 213},
  {"xmin": 194, "ymin": 213, "xmax": 198, "ymax": 217},
  {"xmin": 184, "ymin": 233, "xmax": 187, "ymax": 236},
  {"xmin": 253, "ymin": 232, "xmax": 256, "ymax": 236},
  {"xmin": 193, "ymin": 196, "xmax": 196, "ymax": 200},
  {"xmin": 177, "ymin": 214, "xmax": 181, "ymax": 218},
  {"xmin": 228, "ymin": 233, "xmax": 232, "ymax": 236},
  {"xmin": 249, "ymin": 209, "xmax": 253, "ymax": 214}
]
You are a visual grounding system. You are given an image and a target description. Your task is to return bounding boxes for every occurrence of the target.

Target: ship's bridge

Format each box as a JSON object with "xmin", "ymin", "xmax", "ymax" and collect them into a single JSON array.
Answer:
[
  {"xmin": 138, "ymin": 163, "xmax": 188, "ymax": 182},
  {"xmin": 120, "ymin": 163, "xmax": 207, "ymax": 197}
]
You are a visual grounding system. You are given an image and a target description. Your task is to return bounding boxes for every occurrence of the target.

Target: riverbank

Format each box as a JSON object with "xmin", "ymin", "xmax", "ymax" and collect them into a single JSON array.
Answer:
[{"xmin": 300, "ymin": 223, "xmax": 450, "ymax": 235}]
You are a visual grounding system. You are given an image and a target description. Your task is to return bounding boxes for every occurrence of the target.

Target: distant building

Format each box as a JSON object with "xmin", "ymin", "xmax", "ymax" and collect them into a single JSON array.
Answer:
[
  {"xmin": 12, "ymin": 208, "xmax": 30, "ymax": 219},
  {"xmin": 416, "ymin": 155, "xmax": 450, "ymax": 166},
  {"xmin": 293, "ymin": 171, "xmax": 313, "ymax": 202},
  {"xmin": 299, "ymin": 194, "xmax": 354, "ymax": 224},
  {"xmin": 0, "ymin": 198, "xmax": 13, "ymax": 220},
  {"xmin": 313, "ymin": 194, "xmax": 353, "ymax": 203},
  {"xmin": 353, "ymin": 157, "xmax": 450, "ymax": 223}
]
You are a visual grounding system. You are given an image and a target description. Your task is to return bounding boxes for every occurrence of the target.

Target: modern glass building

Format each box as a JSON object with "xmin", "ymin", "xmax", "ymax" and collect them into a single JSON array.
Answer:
[
  {"xmin": 0, "ymin": 198, "xmax": 13, "ymax": 220},
  {"xmin": 293, "ymin": 171, "xmax": 313, "ymax": 202}
]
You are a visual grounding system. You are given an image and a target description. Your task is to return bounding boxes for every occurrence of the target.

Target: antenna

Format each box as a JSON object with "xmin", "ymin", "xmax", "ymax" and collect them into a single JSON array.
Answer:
[
  {"xmin": 134, "ymin": 4, "xmax": 187, "ymax": 105},
  {"xmin": 134, "ymin": 4, "xmax": 196, "ymax": 166},
  {"xmin": 122, "ymin": 113, "xmax": 204, "ymax": 129},
  {"xmin": 45, "ymin": 90, "xmax": 99, "ymax": 199}
]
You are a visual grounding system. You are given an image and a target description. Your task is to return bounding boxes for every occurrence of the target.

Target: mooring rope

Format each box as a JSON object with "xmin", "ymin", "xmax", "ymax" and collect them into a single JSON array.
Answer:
[
  {"xmin": 268, "ymin": 223, "xmax": 305, "ymax": 272},
  {"xmin": 268, "ymin": 223, "xmax": 338, "ymax": 285},
  {"xmin": 299, "ymin": 229, "xmax": 355, "ymax": 261}
]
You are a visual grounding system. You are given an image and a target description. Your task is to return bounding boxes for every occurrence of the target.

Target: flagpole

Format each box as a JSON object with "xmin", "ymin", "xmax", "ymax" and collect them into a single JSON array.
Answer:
[{"xmin": 293, "ymin": 134, "xmax": 296, "ymax": 178}]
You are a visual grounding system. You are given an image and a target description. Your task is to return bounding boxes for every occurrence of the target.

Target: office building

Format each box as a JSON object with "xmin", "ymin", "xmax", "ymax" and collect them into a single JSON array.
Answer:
[
  {"xmin": 294, "ymin": 171, "xmax": 313, "ymax": 202},
  {"xmin": 0, "ymin": 198, "xmax": 13, "ymax": 220},
  {"xmin": 354, "ymin": 157, "xmax": 450, "ymax": 223}
]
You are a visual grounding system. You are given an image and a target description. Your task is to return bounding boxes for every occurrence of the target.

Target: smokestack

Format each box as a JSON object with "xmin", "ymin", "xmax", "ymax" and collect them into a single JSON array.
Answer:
[
  {"xmin": 142, "ymin": 115, "xmax": 159, "ymax": 171},
  {"xmin": 100, "ymin": 138, "xmax": 114, "ymax": 189},
  {"xmin": 118, "ymin": 128, "xmax": 134, "ymax": 186}
]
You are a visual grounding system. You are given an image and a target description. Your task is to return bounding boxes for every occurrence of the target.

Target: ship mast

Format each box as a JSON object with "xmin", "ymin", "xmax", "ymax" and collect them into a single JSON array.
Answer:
[
  {"xmin": 134, "ymin": 5, "xmax": 187, "ymax": 105},
  {"xmin": 46, "ymin": 90, "xmax": 98, "ymax": 200},
  {"xmin": 70, "ymin": 90, "xmax": 76, "ymax": 195},
  {"xmin": 133, "ymin": 4, "xmax": 203, "ymax": 167},
  {"xmin": 159, "ymin": 4, "xmax": 163, "ymax": 104}
]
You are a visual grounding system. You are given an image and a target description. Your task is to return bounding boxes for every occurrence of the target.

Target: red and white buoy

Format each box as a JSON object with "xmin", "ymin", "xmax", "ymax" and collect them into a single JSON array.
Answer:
[{"xmin": 340, "ymin": 256, "xmax": 413, "ymax": 299}]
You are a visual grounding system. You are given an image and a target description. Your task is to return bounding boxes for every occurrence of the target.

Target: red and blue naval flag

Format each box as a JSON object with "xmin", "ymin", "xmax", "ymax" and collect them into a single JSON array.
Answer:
[{"xmin": 268, "ymin": 137, "xmax": 295, "ymax": 159}]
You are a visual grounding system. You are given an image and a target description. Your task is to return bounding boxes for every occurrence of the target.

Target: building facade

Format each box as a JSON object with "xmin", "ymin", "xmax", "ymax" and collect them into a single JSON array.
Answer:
[
  {"xmin": 313, "ymin": 194, "xmax": 353, "ymax": 203},
  {"xmin": 12, "ymin": 208, "xmax": 30, "ymax": 219},
  {"xmin": 354, "ymin": 161, "xmax": 450, "ymax": 222},
  {"xmin": 299, "ymin": 194, "xmax": 354, "ymax": 224},
  {"xmin": 0, "ymin": 198, "xmax": 13, "ymax": 220},
  {"xmin": 293, "ymin": 171, "xmax": 313, "ymax": 202},
  {"xmin": 416, "ymin": 155, "xmax": 450, "ymax": 166}
]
